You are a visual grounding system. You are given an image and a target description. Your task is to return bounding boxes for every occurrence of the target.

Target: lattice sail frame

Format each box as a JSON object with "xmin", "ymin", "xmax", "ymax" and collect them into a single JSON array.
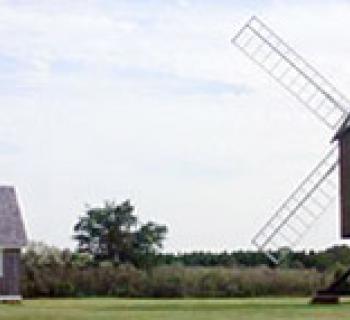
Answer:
[
  {"xmin": 231, "ymin": 16, "xmax": 350, "ymax": 264},
  {"xmin": 252, "ymin": 147, "xmax": 338, "ymax": 264},
  {"xmin": 232, "ymin": 16, "xmax": 349, "ymax": 129}
]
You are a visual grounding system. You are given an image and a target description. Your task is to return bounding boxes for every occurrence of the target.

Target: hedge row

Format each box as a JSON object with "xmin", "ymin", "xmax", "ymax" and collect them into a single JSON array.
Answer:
[{"xmin": 22, "ymin": 265, "xmax": 329, "ymax": 298}]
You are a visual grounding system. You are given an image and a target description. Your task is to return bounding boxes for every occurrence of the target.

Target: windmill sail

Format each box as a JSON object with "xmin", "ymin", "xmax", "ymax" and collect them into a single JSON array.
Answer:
[
  {"xmin": 232, "ymin": 16, "xmax": 349, "ymax": 129},
  {"xmin": 252, "ymin": 147, "xmax": 338, "ymax": 264}
]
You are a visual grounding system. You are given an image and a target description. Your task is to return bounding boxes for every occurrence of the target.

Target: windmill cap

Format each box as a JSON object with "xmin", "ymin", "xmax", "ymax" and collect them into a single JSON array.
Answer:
[{"xmin": 333, "ymin": 117, "xmax": 350, "ymax": 141}]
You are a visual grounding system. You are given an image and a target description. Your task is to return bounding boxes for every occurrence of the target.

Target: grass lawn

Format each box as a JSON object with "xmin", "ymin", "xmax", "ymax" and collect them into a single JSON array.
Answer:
[{"xmin": 0, "ymin": 298, "xmax": 350, "ymax": 320}]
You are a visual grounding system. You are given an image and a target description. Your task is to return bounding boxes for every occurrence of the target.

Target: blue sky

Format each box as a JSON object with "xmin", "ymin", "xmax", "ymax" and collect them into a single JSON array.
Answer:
[{"xmin": 0, "ymin": 0, "xmax": 349, "ymax": 251}]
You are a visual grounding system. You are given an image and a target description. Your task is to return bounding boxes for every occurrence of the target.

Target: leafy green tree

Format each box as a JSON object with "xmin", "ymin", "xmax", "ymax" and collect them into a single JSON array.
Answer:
[
  {"xmin": 73, "ymin": 200, "xmax": 167, "ymax": 266},
  {"xmin": 133, "ymin": 222, "xmax": 168, "ymax": 268}
]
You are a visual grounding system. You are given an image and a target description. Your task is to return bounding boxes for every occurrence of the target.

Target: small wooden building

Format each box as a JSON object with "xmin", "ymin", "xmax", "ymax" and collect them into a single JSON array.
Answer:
[{"xmin": 0, "ymin": 186, "xmax": 27, "ymax": 300}]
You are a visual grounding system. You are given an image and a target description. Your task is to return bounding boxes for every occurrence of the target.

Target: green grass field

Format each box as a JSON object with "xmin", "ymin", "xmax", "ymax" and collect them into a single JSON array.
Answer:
[{"xmin": 0, "ymin": 298, "xmax": 350, "ymax": 320}]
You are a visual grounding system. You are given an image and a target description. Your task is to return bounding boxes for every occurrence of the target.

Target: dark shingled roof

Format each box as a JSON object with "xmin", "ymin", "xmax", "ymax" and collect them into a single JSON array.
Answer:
[
  {"xmin": 333, "ymin": 114, "xmax": 350, "ymax": 141},
  {"xmin": 0, "ymin": 186, "xmax": 27, "ymax": 247}
]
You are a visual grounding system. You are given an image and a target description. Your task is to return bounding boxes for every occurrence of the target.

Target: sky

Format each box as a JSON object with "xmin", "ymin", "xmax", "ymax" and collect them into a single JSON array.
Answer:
[{"xmin": 1, "ymin": 0, "xmax": 350, "ymax": 252}]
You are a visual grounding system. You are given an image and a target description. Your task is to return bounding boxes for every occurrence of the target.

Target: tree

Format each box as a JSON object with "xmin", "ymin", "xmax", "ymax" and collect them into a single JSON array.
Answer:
[
  {"xmin": 133, "ymin": 222, "xmax": 168, "ymax": 268},
  {"xmin": 73, "ymin": 200, "xmax": 167, "ymax": 266}
]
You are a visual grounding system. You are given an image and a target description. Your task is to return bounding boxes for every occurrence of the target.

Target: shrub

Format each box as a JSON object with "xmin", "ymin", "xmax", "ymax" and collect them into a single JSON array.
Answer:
[
  {"xmin": 21, "ymin": 261, "xmax": 328, "ymax": 298},
  {"xmin": 148, "ymin": 266, "xmax": 185, "ymax": 297}
]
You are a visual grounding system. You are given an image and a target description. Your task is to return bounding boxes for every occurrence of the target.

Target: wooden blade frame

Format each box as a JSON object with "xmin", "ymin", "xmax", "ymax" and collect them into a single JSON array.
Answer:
[
  {"xmin": 251, "ymin": 147, "xmax": 338, "ymax": 264},
  {"xmin": 231, "ymin": 16, "xmax": 350, "ymax": 264},
  {"xmin": 232, "ymin": 16, "xmax": 349, "ymax": 129}
]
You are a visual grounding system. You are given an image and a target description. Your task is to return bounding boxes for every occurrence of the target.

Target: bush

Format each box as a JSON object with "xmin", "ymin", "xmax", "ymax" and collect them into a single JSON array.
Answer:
[
  {"xmin": 21, "ymin": 264, "xmax": 327, "ymax": 298},
  {"xmin": 148, "ymin": 266, "xmax": 185, "ymax": 297},
  {"xmin": 21, "ymin": 242, "xmax": 330, "ymax": 298}
]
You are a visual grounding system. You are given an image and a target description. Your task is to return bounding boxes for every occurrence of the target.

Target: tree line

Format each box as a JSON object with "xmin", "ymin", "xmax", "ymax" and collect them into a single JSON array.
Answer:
[
  {"xmin": 71, "ymin": 199, "xmax": 350, "ymax": 271},
  {"xmin": 20, "ymin": 199, "xmax": 350, "ymax": 297}
]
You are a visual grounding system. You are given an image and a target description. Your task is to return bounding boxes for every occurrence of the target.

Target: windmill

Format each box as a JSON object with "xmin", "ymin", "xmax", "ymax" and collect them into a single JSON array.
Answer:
[{"xmin": 232, "ymin": 16, "xmax": 350, "ymax": 302}]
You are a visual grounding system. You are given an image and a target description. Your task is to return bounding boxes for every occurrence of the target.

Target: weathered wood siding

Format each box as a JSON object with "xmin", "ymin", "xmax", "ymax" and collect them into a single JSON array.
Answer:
[
  {"xmin": 340, "ymin": 132, "xmax": 350, "ymax": 238},
  {"xmin": 0, "ymin": 249, "xmax": 21, "ymax": 295}
]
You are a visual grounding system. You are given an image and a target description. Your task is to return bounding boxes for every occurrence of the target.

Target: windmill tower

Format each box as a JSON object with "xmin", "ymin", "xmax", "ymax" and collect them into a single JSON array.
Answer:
[{"xmin": 232, "ymin": 16, "xmax": 350, "ymax": 302}]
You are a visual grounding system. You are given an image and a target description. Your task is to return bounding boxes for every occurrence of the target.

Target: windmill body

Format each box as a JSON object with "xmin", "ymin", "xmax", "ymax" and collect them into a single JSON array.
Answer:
[
  {"xmin": 336, "ymin": 125, "xmax": 350, "ymax": 238},
  {"xmin": 232, "ymin": 16, "xmax": 350, "ymax": 301}
]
